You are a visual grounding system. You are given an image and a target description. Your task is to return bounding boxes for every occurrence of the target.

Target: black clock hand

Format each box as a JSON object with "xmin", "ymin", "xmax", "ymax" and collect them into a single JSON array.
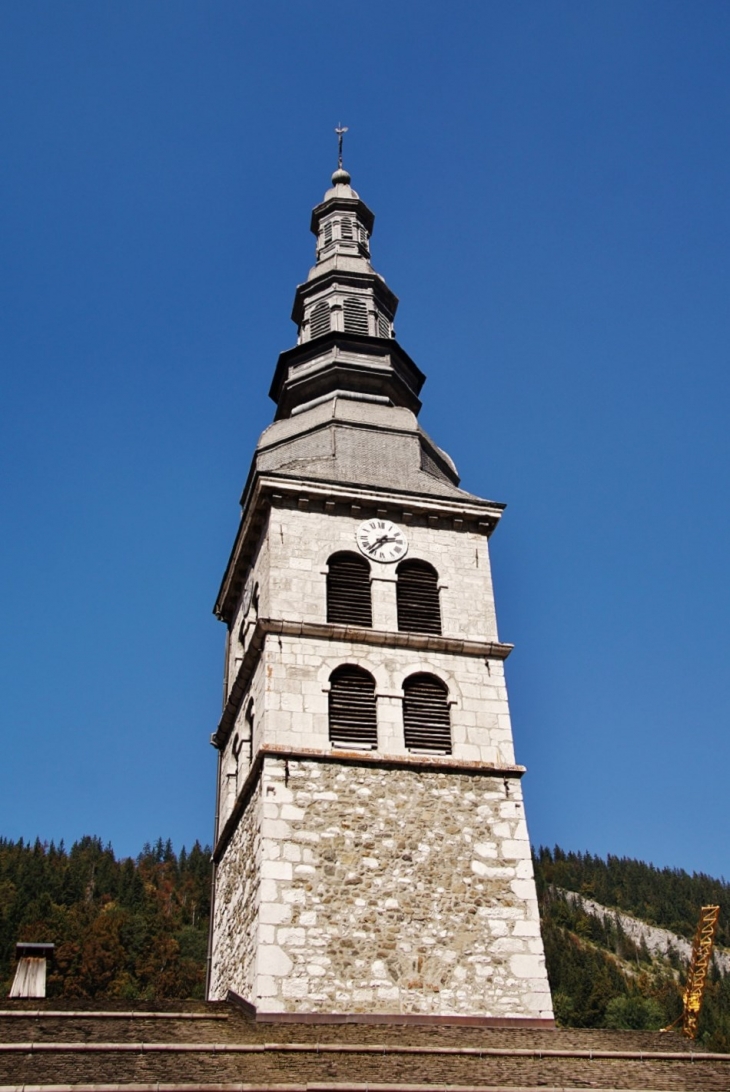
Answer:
[{"xmin": 370, "ymin": 535, "xmax": 399, "ymax": 552}]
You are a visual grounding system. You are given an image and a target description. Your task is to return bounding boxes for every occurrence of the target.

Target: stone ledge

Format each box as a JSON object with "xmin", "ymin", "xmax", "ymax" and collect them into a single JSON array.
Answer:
[
  {"xmin": 213, "ymin": 746, "xmax": 525, "ymax": 863},
  {"xmin": 211, "ymin": 618, "xmax": 513, "ymax": 749}
]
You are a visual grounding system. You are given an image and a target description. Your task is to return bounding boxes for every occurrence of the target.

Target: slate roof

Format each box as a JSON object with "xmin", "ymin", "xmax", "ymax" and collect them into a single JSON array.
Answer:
[{"xmin": 2, "ymin": 998, "xmax": 729, "ymax": 1091}]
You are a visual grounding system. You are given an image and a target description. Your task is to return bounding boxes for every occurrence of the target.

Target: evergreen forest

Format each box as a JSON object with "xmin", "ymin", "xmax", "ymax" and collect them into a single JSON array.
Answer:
[
  {"xmin": 0, "ymin": 836, "xmax": 210, "ymax": 1002},
  {"xmin": 1, "ymin": 837, "xmax": 728, "ymax": 1049}
]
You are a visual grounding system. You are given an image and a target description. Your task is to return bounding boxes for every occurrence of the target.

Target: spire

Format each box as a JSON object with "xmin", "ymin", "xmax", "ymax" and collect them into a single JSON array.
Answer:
[
  {"xmin": 334, "ymin": 123, "xmax": 348, "ymax": 171},
  {"xmin": 331, "ymin": 124, "xmax": 353, "ymax": 186},
  {"xmin": 294, "ymin": 134, "xmax": 395, "ymax": 340},
  {"xmin": 268, "ymin": 146, "xmax": 424, "ymax": 420}
]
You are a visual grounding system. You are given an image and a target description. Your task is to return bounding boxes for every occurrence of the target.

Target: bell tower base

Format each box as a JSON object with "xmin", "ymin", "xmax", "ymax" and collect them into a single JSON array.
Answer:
[{"xmin": 209, "ymin": 752, "xmax": 552, "ymax": 1020}]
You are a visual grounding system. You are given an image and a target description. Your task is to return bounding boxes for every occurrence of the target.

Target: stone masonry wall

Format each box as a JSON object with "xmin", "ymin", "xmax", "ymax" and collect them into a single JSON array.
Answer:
[
  {"xmin": 259, "ymin": 635, "xmax": 515, "ymax": 766},
  {"xmin": 244, "ymin": 756, "xmax": 553, "ymax": 1018},
  {"xmin": 265, "ymin": 504, "xmax": 499, "ymax": 644},
  {"xmin": 209, "ymin": 778, "xmax": 262, "ymax": 1002}
]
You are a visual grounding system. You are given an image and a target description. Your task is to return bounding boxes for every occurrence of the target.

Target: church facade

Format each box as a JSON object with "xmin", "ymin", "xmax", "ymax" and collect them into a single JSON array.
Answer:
[{"xmin": 207, "ymin": 160, "xmax": 553, "ymax": 1022}]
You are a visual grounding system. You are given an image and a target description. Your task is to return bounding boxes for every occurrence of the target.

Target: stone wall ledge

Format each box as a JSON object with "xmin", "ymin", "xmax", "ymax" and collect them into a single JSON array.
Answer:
[
  {"xmin": 212, "ymin": 618, "xmax": 513, "ymax": 749},
  {"xmin": 214, "ymin": 746, "xmax": 525, "ymax": 863}
]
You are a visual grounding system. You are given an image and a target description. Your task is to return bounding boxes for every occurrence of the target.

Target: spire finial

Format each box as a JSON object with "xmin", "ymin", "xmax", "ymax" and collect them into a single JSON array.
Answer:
[{"xmin": 335, "ymin": 124, "xmax": 348, "ymax": 169}]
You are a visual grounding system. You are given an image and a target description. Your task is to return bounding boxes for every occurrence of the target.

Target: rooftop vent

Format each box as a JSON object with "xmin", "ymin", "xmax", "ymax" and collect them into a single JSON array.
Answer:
[{"xmin": 9, "ymin": 942, "xmax": 54, "ymax": 999}]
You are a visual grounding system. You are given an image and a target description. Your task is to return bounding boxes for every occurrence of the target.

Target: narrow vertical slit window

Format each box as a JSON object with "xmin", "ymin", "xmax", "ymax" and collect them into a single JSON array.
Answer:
[
  {"xmin": 357, "ymin": 223, "xmax": 370, "ymax": 254},
  {"xmin": 326, "ymin": 552, "xmax": 372, "ymax": 627},
  {"xmin": 244, "ymin": 700, "xmax": 254, "ymax": 765},
  {"xmin": 402, "ymin": 674, "xmax": 451, "ymax": 754},
  {"xmin": 396, "ymin": 560, "xmax": 442, "ymax": 635},
  {"xmin": 343, "ymin": 297, "xmax": 369, "ymax": 335},
  {"xmin": 224, "ymin": 734, "xmax": 242, "ymax": 822},
  {"xmin": 309, "ymin": 300, "xmax": 331, "ymax": 340},
  {"xmin": 329, "ymin": 665, "xmax": 378, "ymax": 749}
]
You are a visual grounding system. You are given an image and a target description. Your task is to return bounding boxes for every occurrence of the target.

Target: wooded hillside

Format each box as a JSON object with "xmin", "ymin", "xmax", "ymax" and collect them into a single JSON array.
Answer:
[
  {"xmin": 534, "ymin": 846, "xmax": 730, "ymax": 1050},
  {"xmin": 1, "ymin": 837, "xmax": 727, "ymax": 1048},
  {"xmin": 0, "ymin": 836, "xmax": 210, "ymax": 1001}
]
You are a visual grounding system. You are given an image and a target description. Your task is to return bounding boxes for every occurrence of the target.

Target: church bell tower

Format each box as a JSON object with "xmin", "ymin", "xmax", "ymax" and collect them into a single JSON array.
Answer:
[{"xmin": 207, "ymin": 151, "xmax": 554, "ymax": 1023}]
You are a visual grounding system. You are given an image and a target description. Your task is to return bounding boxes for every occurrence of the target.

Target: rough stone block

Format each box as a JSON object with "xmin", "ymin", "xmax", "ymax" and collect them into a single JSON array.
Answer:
[
  {"xmin": 258, "ymin": 944, "xmax": 294, "ymax": 977},
  {"xmin": 260, "ymin": 903, "xmax": 292, "ymax": 925},
  {"xmin": 261, "ymin": 860, "xmax": 293, "ymax": 881}
]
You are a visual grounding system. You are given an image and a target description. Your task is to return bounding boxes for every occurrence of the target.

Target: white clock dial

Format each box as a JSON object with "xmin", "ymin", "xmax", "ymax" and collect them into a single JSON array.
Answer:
[{"xmin": 356, "ymin": 518, "xmax": 408, "ymax": 563}]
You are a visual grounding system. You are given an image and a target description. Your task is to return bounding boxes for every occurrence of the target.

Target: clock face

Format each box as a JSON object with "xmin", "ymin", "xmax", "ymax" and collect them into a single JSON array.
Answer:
[{"xmin": 356, "ymin": 518, "xmax": 408, "ymax": 563}]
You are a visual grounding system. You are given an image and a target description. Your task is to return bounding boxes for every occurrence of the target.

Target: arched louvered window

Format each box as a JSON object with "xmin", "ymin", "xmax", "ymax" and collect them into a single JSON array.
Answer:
[
  {"xmin": 340, "ymin": 218, "xmax": 354, "ymax": 240},
  {"xmin": 326, "ymin": 552, "xmax": 372, "ymax": 627},
  {"xmin": 309, "ymin": 300, "xmax": 331, "ymax": 340},
  {"xmin": 396, "ymin": 560, "xmax": 442, "ymax": 635},
  {"xmin": 377, "ymin": 314, "xmax": 390, "ymax": 338},
  {"xmin": 403, "ymin": 674, "xmax": 451, "ymax": 754},
  {"xmin": 323, "ymin": 221, "xmax": 333, "ymax": 245},
  {"xmin": 343, "ymin": 296, "xmax": 369, "ymax": 335},
  {"xmin": 329, "ymin": 665, "xmax": 378, "ymax": 749}
]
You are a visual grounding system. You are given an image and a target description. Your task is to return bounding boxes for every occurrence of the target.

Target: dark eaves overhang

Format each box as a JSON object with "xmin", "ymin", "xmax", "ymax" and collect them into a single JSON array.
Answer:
[{"xmin": 268, "ymin": 332, "xmax": 425, "ymax": 412}]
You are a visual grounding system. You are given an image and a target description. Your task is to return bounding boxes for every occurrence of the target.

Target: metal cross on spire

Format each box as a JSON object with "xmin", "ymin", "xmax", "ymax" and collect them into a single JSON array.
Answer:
[{"xmin": 335, "ymin": 124, "xmax": 348, "ymax": 169}]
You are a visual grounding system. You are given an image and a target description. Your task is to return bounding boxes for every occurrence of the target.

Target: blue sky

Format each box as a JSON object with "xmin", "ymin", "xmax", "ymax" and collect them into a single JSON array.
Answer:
[{"xmin": 1, "ymin": 1, "xmax": 729, "ymax": 879}]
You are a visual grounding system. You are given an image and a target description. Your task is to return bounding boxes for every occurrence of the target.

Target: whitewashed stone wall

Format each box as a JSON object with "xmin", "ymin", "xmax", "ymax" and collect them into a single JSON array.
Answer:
[
  {"xmin": 218, "ymin": 633, "xmax": 515, "ymax": 828},
  {"xmin": 251, "ymin": 504, "xmax": 499, "ymax": 646},
  {"xmin": 210, "ymin": 755, "xmax": 552, "ymax": 1018},
  {"xmin": 256, "ymin": 634, "xmax": 515, "ymax": 766}
]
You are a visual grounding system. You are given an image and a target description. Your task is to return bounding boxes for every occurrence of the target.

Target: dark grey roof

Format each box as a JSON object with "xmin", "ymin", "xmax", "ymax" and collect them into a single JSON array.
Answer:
[{"xmin": 253, "ymin": 396, "xmax": 496, "ymax": 508}]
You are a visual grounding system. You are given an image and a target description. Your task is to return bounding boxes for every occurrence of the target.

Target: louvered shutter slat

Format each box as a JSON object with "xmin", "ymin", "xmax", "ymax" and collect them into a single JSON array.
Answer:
[
  {"xmin": 329, "ymin": 667, "xmax": 377, "ymax": 749},
  {"xmin": 327, "ymin": 553, "xmax": 372, "ymax": 627},
  {"xmin": 310, "ymin": 301, "xmax": 331, "ymax": 340},
  {"xmin": 403, "ymin": 675, "xmax": 451, "ymax": 755},
  {"xmin": 343, "ymin": 297, "xmax": 369, "ymax": 336},
  {"xmin": 397, "ymin": 561, "xmax": 442, "ymax": 635}
]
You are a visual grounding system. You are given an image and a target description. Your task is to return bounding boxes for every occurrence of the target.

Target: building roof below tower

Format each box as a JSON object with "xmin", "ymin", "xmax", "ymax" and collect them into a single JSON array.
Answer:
[{"xmin": 1, "ymin": 997, "xmax": 728, "ymax": 1090}]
